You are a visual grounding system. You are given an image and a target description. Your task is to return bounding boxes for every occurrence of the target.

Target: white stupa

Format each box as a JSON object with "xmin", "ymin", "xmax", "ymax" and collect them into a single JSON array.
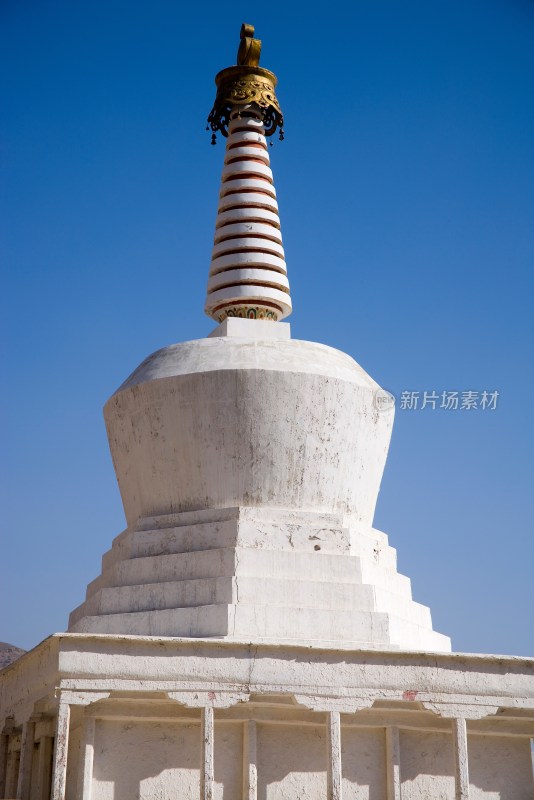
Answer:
[
  {"xmin": 67, "ymin": 84, "xmax": 449, "ymax": 653},
  {"xmin": 1, "ymin": 24, "xmax": 533, "ymax": 800}
]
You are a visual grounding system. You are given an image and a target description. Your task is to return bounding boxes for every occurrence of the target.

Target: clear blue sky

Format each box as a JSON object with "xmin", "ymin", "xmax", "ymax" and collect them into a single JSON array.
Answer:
[{"xmin": 1, "ymin": 0, "xmax": 533, "ymax": 655}]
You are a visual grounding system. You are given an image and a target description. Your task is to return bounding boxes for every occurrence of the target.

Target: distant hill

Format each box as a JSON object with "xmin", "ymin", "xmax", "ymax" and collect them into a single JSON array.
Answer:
[{"xmin": 0, "ymin": 642, "xmax": 26, "ymax": 670}]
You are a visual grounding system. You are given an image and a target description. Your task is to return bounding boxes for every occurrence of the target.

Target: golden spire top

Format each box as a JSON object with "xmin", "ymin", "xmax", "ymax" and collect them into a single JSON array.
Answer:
[
  {"xmin": 207, "ymin": 23, "xmax": 284, "ymax": 143},
  {"xmin": 237, "ymin": 23, "xmax": 262, "ymax": 67}
]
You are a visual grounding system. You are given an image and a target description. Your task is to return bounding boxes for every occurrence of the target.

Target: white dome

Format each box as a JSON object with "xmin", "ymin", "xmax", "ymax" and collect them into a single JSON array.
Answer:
[{"xmin": 105, "ymin": 336, "xmax": 391, "ymax": 529}]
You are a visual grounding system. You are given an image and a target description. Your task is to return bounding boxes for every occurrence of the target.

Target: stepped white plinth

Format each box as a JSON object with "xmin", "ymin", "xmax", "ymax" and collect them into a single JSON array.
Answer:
[{"xmin": 69, "ymin": 319, "xmax": 450, "ymax": 652}]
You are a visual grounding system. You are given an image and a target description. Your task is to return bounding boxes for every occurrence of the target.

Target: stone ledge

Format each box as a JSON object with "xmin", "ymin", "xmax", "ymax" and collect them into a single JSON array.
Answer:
[{"xmin": 2, "ymin": 633, "xmax": 533, "ymax": 725}]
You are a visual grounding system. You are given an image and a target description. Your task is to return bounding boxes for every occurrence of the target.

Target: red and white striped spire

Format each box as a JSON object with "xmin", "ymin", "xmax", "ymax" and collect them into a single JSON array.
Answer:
[{"xmin": 205, "ymin": 24, "xmax": 291, "ymax": 322}]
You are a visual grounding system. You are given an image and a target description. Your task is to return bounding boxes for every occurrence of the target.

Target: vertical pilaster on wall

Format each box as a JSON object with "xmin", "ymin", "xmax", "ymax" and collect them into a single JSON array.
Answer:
[
  {"xmin": 452, "ymin": 717, "xmax": 470, "ymax": 800},
  {"xmin": 386, "ymin": 726, "xmax": 401, "ymax": 800},
  {"xmin": 4, "ymin": 737, "xmax": 19, "ymax": 800},
  {"xmin": 36, "ymin": 736, "xmax": 54, "ymax": 800},
  {"xmin": 16, "ymin": 720, "xmax": 35, "ymax": 800},
  {"xmin": 201, "ymin": 706, "xmax": 214, "ymax": 800},
  {"xmin": 78, "ymin": 716, "xmax": 96, "ymax": 800},
  {"xmin": 51, "ymin": 701, "xmax": 70, "ymax": 800},
  {"xmin": 327, "ymin": 711, "xmax": 342, "ymax": 800},
  {"xmin": 243, "ymin": 720, "xmax": 257, "ymax": 800},
  {"xmin": 0, "ymin": 733, "xmax": 8, "ymax": 798}
]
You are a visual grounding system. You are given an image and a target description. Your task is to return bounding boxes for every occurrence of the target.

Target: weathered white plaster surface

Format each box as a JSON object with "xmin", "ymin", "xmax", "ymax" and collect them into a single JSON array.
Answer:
[
  {"xmin": 69, "ymin": 505, "xmax": 450, "ymax": 650},
  {"xmin": 92, "ymin": 720, "xmax": 200, "ymax": 800},
  {"xmin": 467, "ymin": 734, "xmax": 534, "ymax": 799},
  {"xmin": 341, "ymin": 727, "xmax": 387, "ymax": 798},
  {"xmin": 399, "ymin": 730, "xmax": 455, "ymax": 798},
  {"xmin": 208, "ymin": 317, "xmax": 291, "ymax": 340},
  {"xmin": 67, "ymin": 324, "xmax": 451, "ymax": 650},
  {"xmin": 105, "ymin": 334, "xmax": 391, "ymax": 529},
  {"xmin": 1, "ymin": 634, "xmax": 533, "ymax": 799},
  {"xmin": 256, "ymin": 723, "xmax": 327, "ymax": 799}
]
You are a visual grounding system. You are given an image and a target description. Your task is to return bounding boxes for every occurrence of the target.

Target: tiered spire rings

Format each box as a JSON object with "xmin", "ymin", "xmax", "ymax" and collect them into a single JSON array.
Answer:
[{"xmin": 205, "ymin": 25, "xmax": 291, "ymax": 322}]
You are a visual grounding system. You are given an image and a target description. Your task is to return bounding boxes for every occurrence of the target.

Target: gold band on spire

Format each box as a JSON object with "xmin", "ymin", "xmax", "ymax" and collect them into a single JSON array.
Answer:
[{"xmin": 207, "ymin": 24, "xmax": 284, "ymax": 142}]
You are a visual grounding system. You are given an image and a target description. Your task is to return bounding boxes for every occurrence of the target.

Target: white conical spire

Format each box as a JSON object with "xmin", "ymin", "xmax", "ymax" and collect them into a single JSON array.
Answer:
[{"xmin": 205, "ymin": 107, "xmax": 291, "ymax": 322}]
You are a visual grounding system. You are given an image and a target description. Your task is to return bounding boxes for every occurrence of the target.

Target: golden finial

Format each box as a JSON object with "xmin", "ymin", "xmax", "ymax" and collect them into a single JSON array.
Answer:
[
  {"xmin": 237, "ymin": 23, "xmax": 261, "ymax": 67},
  {"xmin": 207, "ymin": 23, "xmax": 284, "ymax": 143}
]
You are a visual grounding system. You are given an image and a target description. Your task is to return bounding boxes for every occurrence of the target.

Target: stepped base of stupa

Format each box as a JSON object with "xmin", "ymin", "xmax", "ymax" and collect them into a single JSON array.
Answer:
[
  {"xmin": 69, "ymin": 507, "xmax": 450, "ymax": 653},
  {"xmin": 65, "ymin": 316, "xmax": 451, "ymax": 654},
  {"xmin": 1, "ymin": 634, "xmax": 533, "ymax": 799}
]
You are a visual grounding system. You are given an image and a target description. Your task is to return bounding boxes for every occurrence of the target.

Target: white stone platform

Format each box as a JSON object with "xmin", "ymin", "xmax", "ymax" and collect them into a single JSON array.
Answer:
[{"xmin": 1, "ymin": 634, "xmax": 533, "ymax": 799}]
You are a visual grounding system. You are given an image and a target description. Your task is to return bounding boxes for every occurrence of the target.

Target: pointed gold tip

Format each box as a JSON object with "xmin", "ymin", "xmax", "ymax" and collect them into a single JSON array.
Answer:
[
  {"xmin": 237, "ymin": 23, "xmax": 262, "ymax": 67},
  {"xmin": 207, "ymin": 23, "xmax": 284, "ymax": 141}
]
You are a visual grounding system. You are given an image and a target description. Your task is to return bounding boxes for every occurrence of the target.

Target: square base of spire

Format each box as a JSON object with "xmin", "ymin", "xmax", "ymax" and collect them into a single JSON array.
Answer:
[{"xmin": 208, "ymin": 317, "xmax": 291, "ymax": 340}]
